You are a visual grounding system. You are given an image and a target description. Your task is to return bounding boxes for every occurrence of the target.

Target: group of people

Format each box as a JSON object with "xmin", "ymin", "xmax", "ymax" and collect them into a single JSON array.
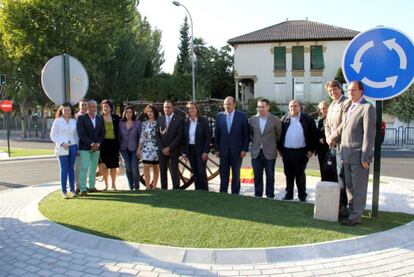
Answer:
[
  {"xmin": 315, "ymin": 80, "xmax": 376, "ymax": 226},
  {"xmin": 49, "ymin": 99, "xmax": 211, "ymax": 199},
  {"xmin": 214, "ymin": 80, "xmax": 375, "ymax": 226},
  {"xmin": 50, "ymin": 79, "xmax": 376, "ymax": 226}
]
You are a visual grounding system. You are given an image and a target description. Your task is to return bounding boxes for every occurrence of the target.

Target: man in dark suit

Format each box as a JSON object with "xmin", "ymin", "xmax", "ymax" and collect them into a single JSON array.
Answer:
[
  {"xmin": 215, "ymin": 96, "xmax": 249, "ymax": 194},
  {"xmin": 249, "ymin": 98, "xmax": 282, "ymax": 198},
  {"xmin": 340, "ymin": 81, "xmax": 376, "ymax": 226},
  {"xmin": 278, "ymin": 100, "xmax": 317, "ymax": 202},
  {"xmin": 182, "ymin": 101, "xmax": 211, "ymax": 190},
  {"xmin": 76, "ymin": 100, "xmax": 104, "ymax": 196},
  {"xmin": 156, "ymin": 100, "xmax": 184, "ymax": 189}
]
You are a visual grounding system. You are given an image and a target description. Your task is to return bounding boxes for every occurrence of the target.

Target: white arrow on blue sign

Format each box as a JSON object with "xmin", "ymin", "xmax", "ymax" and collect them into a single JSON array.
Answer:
[{"xmin": 342, "ymin": 27, "xmax": 414, "ymax": 100}]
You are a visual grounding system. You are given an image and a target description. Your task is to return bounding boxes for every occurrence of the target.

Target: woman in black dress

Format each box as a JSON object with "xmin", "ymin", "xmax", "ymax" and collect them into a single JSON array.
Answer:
[{"xmin": 100, "ymin": 99, "xmax": 120, "ymax": 191}]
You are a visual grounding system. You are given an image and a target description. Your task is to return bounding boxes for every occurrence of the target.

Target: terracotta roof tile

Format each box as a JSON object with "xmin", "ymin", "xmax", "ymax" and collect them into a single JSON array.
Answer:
[{"xmin": 228, "ymin": 20, "xmax": 359, "ymax": 45}]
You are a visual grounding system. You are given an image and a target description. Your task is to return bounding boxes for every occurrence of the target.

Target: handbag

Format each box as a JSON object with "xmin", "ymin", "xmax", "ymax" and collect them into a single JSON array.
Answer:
[
  {"xmin": 323, "ymin": 150, "xmax": 337, "ymax": 177},
  {"xmin": 118, "ymin": 155, "xmax": 126, "ymax": 176},
  {"xmin": 96, "ymin": 159, "xmax": 107, "ymax": 182},
  {"xmin": 55, "ymin": 145, "xmax": 69, "ymax": 156}
]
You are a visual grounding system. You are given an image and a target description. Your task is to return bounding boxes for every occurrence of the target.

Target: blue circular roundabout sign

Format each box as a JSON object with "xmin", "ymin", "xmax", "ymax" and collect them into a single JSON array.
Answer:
[{"xmin": 343, "ymin": 27, "xmax": 414, "ymax": 100}]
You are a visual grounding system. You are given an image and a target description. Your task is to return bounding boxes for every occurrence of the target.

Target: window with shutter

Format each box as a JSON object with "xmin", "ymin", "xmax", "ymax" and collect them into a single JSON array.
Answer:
[
  {"xmin": 292, "ymin": 46, "xmax": 304, "ymax": 70},
  {"xmin": 273, "ymin": 47, "xmax": 286, "ymax": 70},
  {"xmin": 311, "ymin": 45, "xmax": 325, "ymax": 70}
]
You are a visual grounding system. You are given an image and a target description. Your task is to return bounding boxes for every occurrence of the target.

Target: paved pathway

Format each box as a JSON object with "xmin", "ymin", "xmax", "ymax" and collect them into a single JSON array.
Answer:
[{"xmin": 1, "ymin": 175, "xmax": 414, "ymax": 276}]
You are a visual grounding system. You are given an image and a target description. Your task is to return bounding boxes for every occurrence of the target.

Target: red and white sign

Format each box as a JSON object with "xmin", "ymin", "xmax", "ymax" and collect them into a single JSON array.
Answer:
[{"xmin": 0, "ymin": 100, "xmax": 13, "ymax": 112}]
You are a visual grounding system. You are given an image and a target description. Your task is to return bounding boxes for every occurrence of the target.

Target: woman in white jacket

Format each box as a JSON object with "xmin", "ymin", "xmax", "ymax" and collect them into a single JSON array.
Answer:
[{"xmin": 50, "ymin": 104, "xmax": 79, "ymax": 198}]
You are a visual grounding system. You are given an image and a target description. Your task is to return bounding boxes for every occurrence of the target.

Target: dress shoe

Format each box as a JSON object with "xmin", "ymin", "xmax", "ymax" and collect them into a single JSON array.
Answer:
[
  {"xmin": 299, "ymin": 197, "xmax": 307, "ymax": 203},
  {"xmin": 89, "ymin": 188, "xmax": 100, "ymax": 193},
  {"xmin": 340, "ymin": 219, "xmax": 361, "ymax": 226}
]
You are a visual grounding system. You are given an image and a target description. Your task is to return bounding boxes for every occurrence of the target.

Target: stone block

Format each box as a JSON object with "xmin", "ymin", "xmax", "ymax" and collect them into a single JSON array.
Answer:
[{"xmin": 314, "ymin": 181, "xmax": 340, "ymax": 222}]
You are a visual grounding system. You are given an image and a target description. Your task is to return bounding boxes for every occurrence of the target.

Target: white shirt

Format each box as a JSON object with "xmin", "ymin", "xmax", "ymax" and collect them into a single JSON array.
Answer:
[
  {"xmin": 326, "ymin": 95, "xmax": 344, "ymax": 133},
  {"xmin": 88, "ymin": 114, "xmax": 96, "ymax": 128},
  {"xmin": 189, "ymin": 118, "xmax": 197, "ymax": 145},
  {"xmin": 50, "ymin": 117, "xmax": 79, "ymax": 146},
  {"xmin": 284, "ymin": 114, "xmax": 306, "ymax": 149},
  {"xmin": 259, "ymin": 115, "xmax": 268, "ymax": 134}
]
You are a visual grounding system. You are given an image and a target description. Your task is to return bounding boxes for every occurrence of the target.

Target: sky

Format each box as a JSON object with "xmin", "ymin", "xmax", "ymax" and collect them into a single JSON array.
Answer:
[{"xmin": 138, "ymin": 0, "xmax": 414, "ymax": 73}]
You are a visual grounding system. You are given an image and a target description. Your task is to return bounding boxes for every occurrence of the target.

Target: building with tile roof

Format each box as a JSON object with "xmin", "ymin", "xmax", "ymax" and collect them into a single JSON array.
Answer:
[{"xmin": 228, "ymin": 20, "xmax": 359, "ymax": 107}]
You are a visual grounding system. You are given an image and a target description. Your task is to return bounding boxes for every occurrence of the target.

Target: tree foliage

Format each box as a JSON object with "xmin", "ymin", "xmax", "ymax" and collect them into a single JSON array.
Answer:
[
  {"xmin": 0, "ymin": 0, "xmax": 164, "ymax": 106},
  {"xmin": 335, "ymin": 67, "xmax": 346, "ymax": 84},
  {"xmin": 173, "ymin": 16, "xmax": 191, "ymax": 75},
  {"xmin": 384, "ymin": 84, "xmax": 414, "ymax": 125},
  {"xmin": 136, "ymin": 74, "xmax": 192, "ymax": 102}
]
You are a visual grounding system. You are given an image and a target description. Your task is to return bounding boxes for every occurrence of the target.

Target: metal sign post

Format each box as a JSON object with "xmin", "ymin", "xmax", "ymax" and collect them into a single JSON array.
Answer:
[
  {"xmin": 343, "ymin": 27, "xmax": 414, "ymax": 217},
  {"xmin": 63, "ymin": 54, "xmax": 71, "ymax": 103},
  {"xmin": 6, "ymin": 112, "xmax": 10, "ymax": 158},
  {"xmin": 0, "ymin": 100, "xmax": 13, "ymax": 157},
  {"xmin": 372, "ymin": 101, "xmax": 383, "ymax": 217}
]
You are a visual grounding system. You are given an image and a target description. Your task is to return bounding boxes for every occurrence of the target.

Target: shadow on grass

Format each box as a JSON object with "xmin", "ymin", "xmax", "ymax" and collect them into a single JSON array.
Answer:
[{"xmin": 78, "ymin": 190, "xmax": 414, "ymax": 237}]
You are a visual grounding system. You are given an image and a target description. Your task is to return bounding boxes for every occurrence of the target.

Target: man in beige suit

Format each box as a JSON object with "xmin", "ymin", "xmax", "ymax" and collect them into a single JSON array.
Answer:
[
  {"xmin": 324, "ymin": 80, "xmax": 351, "ymax": 216},
  {"xmin": 249, "ymin": 98, "xmax": 282, "ymax": 198},
  {"xmin": 340, "ymin": 80, "xmax": 376, "ymax": 226}
]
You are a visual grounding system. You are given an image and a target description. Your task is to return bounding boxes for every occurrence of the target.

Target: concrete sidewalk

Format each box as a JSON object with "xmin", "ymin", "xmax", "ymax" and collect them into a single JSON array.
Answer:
[{"xmin": 0, "ymin": 175, "xmax": 413, "ymax": 276}]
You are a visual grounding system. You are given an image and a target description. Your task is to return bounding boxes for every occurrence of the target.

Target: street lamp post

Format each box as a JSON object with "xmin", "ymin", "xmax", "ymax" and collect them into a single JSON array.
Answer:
[{"xmin": 172, "ymin": 1, "xmax": 196, "ymax": 101}]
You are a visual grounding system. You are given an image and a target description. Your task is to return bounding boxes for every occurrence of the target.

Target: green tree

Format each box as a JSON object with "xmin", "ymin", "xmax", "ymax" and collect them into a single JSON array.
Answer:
[
  {"xmin": 98, "ymin": 13, "xmax": 165, "ymax": 103},
  {"xmin": 384, "ymin": 84, "xmax": 414, "ymax": 126},
  {"xmin": 335, "ymin": 67, "xmax": 346, "ymax": 84},
  {"xmin": 193, "ymin": 39, "xmax": 234, "ymax": 99},
  {"xmin": 173, "ymin": 16, "xmax": 191, "ymax": 75},
  {"xmin": 0, "ymin": 0, "xmax": 165, "ymax": 135},
  {"xmin": 136, "ymin": 73, "xmax": 192, "ymax": 101}
]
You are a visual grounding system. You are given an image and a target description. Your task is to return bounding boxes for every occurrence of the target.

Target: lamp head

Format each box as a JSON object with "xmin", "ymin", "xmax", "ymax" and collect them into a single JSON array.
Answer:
[{"xmin": 172, "ymin": 1, "xmax": 180, "ymax": 6}]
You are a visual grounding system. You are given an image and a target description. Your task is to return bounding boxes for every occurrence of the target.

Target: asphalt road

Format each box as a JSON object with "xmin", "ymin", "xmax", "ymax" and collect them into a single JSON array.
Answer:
[{"xmin": 0, "ymin": 140, "xmax": 413, "ymax": 192}]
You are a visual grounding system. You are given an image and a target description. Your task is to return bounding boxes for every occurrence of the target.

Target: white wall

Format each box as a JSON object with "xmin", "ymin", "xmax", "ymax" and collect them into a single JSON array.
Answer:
[{"xmin": 233, "ymin": 40, "xmax": 351, "ymax": 106}]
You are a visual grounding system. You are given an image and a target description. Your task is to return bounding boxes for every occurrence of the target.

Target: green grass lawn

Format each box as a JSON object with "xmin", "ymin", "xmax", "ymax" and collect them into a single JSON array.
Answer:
[
  {"xmin": 0, "ymin": 147, "xmax": 54, "ymax": 157},
  {"xmin": 39, "ymin": 190, "xmax": 413, "ymax": 248}
]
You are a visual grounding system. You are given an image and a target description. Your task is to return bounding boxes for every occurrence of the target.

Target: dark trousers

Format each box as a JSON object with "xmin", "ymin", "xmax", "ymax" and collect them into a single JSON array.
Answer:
[
  {"xmin": 282, "ymin": 148, "xmax": 308, "ymax": 200},
  {"xmin": 188, "ymin": 146, "xmax": 208, "ymax": 190},
  {"xmin": 219, "ymin": 150, "xmax": 242, "ymax": 194},
  {"xmin": 252, "ymin": 150, "xmax": 276, "ymax": 198},
  {"xmin": 120, "ymin": 150, "xmax": 139, "ymax": 190},
  {"xmin": 331, "ymin": 148, "xmax": 348, "ymax": 209},
  {"xmin": 159, "ymin": 153, "xmax": 180, "ymax": 189}
]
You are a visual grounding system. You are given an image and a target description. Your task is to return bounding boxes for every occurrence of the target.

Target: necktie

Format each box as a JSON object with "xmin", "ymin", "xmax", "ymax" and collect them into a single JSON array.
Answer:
[
  {"xmin": 227, "ymin": 114, "xmax": 232, "ymax": 133},
  {"xmin": 166, "ymin": 116, "xmax": 171, "ymax": 128},
  {"xmin": 346, "ymin": 104, "xmax": 356, "ymax": 123}
]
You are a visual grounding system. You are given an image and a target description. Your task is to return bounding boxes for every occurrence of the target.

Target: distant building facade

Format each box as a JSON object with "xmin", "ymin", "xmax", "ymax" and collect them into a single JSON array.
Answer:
[{"xmin": 228, "ymin": 20, "xmax": 359, "ymax": 108}]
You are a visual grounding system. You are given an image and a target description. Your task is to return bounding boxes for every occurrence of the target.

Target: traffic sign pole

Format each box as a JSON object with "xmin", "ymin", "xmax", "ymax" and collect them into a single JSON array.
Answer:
[
  {"xmin": 372, "ymin": 101, "xmax": 383, "ymax": 217},
  {"xmin": 6, "ymin": 112, "xmax": 10, "ymax": 158},
  {"xmin": 63, "ymin": 54, "xmax": 71, "ymax": 103}
]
